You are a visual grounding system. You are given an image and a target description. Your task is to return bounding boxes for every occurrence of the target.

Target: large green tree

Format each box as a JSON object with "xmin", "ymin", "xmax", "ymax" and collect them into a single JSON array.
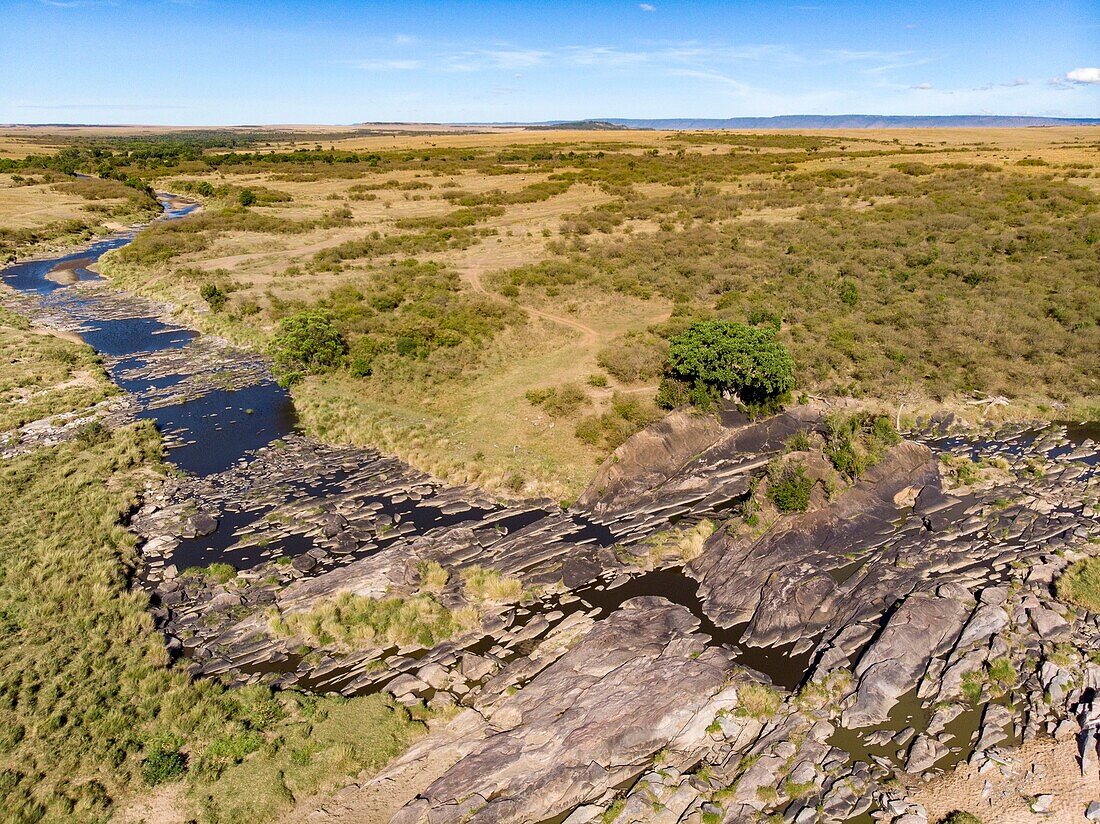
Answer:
[
  {"xmin": 658, "ymin": 320, "xmax": 795, "ymax": 410},
  {"xmin": 270, "ymin": 309, "xmax": 348, "ymax": 384}
]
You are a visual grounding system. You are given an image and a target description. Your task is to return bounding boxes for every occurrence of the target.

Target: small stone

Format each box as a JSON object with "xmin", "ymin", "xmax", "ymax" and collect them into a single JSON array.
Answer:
[
  {"xmin": 1086, "ymin": 800, "xmax": 1100, "ymax": 821},
  {"xmin": 292, "ymin": 554, "xmax": 318, "ymax": 572},
  {"xmin": 1030, "ymin": 794, "xmax": 1053, "ymax": 814}
]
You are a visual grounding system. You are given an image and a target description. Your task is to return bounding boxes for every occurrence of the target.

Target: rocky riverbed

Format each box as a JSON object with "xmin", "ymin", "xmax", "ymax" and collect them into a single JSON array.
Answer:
[
  {"xmin": 131, "ymin": 401, "xmax": 1099, "ymax": 824},
  {"xmin": 4, "ymin": 201, "xmax": 1100, "ymax": 824}
]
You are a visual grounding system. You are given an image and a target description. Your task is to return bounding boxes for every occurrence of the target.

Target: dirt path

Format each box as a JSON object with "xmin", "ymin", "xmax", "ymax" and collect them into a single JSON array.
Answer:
[{"xmin": 461, "ymin": 263, "xmax": 598, "ymax": 345}]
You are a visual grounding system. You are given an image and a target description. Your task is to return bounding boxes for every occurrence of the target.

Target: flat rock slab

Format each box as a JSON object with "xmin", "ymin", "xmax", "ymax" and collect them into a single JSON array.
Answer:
[{"xmin": 390, "ymin": 597, "xmax": 737, "ymax": 824}]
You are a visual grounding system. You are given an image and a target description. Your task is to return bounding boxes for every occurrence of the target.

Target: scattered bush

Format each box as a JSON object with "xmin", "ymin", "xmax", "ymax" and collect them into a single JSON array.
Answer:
[
  {"xmin": 526, "ymin": 383, "xmax": 590, "ymax": 418},
  {"xmin": 575, "ymin": 393, "xmax": 663, "ymax": 451},
  {"xmin": 766, "ymin": 461, "xmax": 814, "ymax": 512},
  {"xmin": 822, "ymin": 412, "xmax": 900, "ymax": 479},
  {"xmin": 596, "ymin": 333, "xmax": 667, "ymax": 383}
]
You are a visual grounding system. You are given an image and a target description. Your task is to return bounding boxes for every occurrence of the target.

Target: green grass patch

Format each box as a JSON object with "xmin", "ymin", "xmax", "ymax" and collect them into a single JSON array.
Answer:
[
  {"xmin": 271, "ymin": 592, "xmax": 476, "ymax": 650},
  {"xmin": 1057, "ymin": 557, "xmax": 1100, "ymax": 614},
  {"xmin": 0, "ymin": 319, "xmax": 423, "ymax": 822}
]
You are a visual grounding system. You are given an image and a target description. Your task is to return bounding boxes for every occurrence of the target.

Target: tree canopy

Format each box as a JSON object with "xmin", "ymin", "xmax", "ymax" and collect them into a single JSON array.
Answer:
[
  {"xmin": 270, "ymin": 309, "xmax": 348, "ymax": 384},
  {"xmin": 659, "ymin": 320, "xmax": 795, "ymax": 409}
]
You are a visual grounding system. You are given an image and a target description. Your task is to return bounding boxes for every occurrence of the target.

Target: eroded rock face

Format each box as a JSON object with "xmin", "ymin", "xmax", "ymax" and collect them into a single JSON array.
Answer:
[
  {"xmin": 576, "ymin": 406, "xmax": 822, "ymax": 540},
  {"xmin": 129, "ymin": 401, "xmax": 1099, "ymax": 824},
  {"xmin": 391, "ymin": 597, "xmax": 736, "ymax": 824},
  {"xmin": 688, "ymin": 441, "xmax": 939, "ymax": 638}
]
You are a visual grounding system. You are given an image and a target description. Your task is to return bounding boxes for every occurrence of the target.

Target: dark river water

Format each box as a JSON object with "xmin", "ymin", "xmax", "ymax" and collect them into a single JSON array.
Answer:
[{"xmin": 1, "ymin": 194, "xmax": 298, "ymax": 475}]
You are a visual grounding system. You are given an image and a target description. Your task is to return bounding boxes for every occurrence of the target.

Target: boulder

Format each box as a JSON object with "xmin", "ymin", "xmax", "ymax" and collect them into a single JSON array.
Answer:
[
  {"xmin": 184, "ymin": 512, "xmax": 219, "ymax": 537},
  {"xmin": 844, "ymin": 592, "xmax": 969, "ymax": 728},
  {"xmin": 905, "ymin": 735, "xmax": 948, "ymax": 773},
  {"xmin": 292, "ymin": 554, "xmax": 318, "ymax": 573},
  {"xmin": 1030, "ymin": 607, "xmax": 1070, "ymax": 641}
]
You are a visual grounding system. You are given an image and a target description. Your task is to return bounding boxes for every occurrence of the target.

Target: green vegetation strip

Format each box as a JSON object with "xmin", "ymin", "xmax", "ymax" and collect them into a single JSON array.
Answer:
[{"xmin": 0, "ymin": 317, "xmax": 423, "ymax": 823}]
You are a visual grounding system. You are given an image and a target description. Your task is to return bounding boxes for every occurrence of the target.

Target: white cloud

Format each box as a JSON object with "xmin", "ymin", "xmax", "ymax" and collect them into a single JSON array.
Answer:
[
  {"xmin": 347, "ymin": 59, "xmax": 423, "ymax": 71},
  {"xmin": 1066, "ymin": 67, "xmax": 1100, "ymax": 84},
  {"xmin": 1001, "ymin": 78, "xmax": 1028, "ymax": 87},
  {"xmin": 668, "ymin": 68, "xmax": 753, "ymax": 94},
  {"xmin": 639, "ymin": 3, "xmax": 656, "ymax": 11},
  {"xmin": 910, "ymin": 82, "xmax": 932, "ymax": 90}
]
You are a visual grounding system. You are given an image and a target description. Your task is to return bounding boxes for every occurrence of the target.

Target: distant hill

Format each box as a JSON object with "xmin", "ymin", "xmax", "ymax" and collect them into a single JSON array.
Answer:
[
  {"xmin": 585, "ymin": 115, "xmax": 1100, "ymax": 130},
  {"xmin": 524, "ymin": 120, "xmax": 627, "ymax": 131}
]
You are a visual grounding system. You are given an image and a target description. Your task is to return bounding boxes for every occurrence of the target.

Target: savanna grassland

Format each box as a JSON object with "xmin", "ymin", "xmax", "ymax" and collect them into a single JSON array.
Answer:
[
  {"xmin": 2, "ymin": 125, "xmax": 1098, "ymax": 500},
  {"xmin": 0, "ymin": 309, "xmax": 429, "ymax": 824}
]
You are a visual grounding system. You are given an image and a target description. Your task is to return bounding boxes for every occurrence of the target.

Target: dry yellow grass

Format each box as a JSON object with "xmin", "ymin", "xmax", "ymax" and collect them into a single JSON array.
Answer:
[
  {"xmin": 4, "ymin": 125, "xmax": 1096, "ymax": 496},
  {"xmin": 0, "ymin": 174, "xmax": 132, "ymax": 231}
]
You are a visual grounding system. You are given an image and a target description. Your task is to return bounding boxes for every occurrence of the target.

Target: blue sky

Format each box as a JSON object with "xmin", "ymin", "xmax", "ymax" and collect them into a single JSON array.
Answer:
[{"xmin": 1, "ymin": 0, "xmax": 1097, "ymax": 124}]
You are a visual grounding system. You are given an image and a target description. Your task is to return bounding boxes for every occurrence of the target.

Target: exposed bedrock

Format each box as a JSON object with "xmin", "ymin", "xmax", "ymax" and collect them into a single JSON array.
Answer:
[
  {"xmin": 843, "ymin": 591, "xmax": 971, "ymax": 729},
  {"xmin": 575, "ymin": 405, "xmax": 821, "ymax": 538},
  {"xmin": 390, "ymin": 597, "xmax": 738, "ymax": 824},
  {"xmin": 688, "ymin": 440, "xmax": 939, "ymax": 639}
]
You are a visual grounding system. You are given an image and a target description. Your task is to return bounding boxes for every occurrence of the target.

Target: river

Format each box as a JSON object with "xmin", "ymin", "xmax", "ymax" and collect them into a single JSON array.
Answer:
[{"xmin": 1, "ymin": 194, "xmax": 298, "ymax": 475}]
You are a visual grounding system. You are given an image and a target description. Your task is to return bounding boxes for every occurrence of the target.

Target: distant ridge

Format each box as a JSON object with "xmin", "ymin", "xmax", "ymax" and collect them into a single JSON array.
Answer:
[{"xmin": 587, "ymin": 115, "xmax": 1100, "ymax": 129}]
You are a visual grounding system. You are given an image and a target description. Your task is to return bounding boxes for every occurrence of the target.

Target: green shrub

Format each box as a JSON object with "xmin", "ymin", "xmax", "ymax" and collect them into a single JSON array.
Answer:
[
  {"xmin": 766, "ymin": 462, "xmax": 814, "ymax": 512},
  {"xmin": 838, "ymin": 278, "xmax": 859, "ymax": 306},
  {"xmin": 143, "ymin": 737, "xmax": 187, "ymax": 785},
  {"xmin": 270, "ymin": 309, "xmax": 348, "ymax": 383},
  {"xmin": 939, "ymin": 812, "xmax": 982, "ymax": 824},
  {"xmin": 200, "ymin": 282, "xmax": 228, "ymax": 312}
]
